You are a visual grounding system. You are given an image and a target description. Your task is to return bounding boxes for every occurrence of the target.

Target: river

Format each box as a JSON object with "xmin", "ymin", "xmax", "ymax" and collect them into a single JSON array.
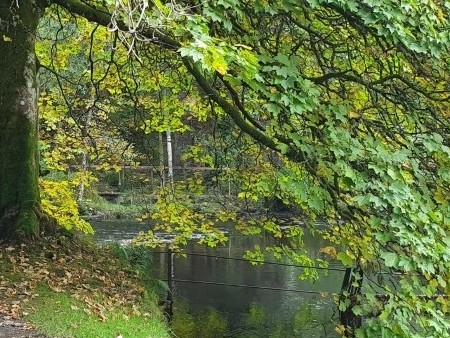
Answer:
[{"xmin": 93, "ymin": 220, "xmax": 342, "ymax": 338}]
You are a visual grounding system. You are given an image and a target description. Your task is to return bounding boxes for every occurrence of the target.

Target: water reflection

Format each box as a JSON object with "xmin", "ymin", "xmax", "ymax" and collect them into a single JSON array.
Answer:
[
  {"xmin": 171, "ymin": 299, "xmax": 337, "ymax": 338},
  {"xmin": 93, "ymin": 220, "xmax": 341, "ymax": 337}
]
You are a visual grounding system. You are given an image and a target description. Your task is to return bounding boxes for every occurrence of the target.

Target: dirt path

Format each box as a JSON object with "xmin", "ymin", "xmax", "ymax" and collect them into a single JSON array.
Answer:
[{"xmin": 0, "ymin": 316, "xmax": 48, "ymax": 338}]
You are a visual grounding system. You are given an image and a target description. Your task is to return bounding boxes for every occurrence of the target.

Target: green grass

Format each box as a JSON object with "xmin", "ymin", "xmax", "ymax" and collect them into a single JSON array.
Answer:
[
  {"xmin": 25, "ymin": 289, "xmax": 170, "ymax": 338},
  {"xmin": 80, "ymin": 187, "xmax": 239, "ymax": 221},
  {"xmin": 80, "ymin": 195, "xmax": 143, "ymax": 219},
  {"xmin": 0, "ymin": 238, "xmax": 171, "ymax": 338}
]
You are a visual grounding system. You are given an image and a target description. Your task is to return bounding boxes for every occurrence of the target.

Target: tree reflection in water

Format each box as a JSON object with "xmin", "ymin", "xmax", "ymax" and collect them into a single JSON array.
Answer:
[{"xmin": 171, "ymin": 299, "xmax": 336, "ymax": 338}]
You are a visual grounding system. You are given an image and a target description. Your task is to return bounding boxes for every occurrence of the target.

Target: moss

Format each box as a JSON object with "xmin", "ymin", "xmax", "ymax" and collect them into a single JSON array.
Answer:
[
  {"xmin": 0, "ymin": 0, "xmax": 43, "ymax": 240},
  {"xmin": 17, "ymin": 210, "xmax": 41, "ymax": 238}
]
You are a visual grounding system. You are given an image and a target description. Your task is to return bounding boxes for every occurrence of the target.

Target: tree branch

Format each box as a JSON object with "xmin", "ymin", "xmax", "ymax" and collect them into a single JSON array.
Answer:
[{"xmin": 51, "ymin": 0, "xmax": 180, "ymax": 50}]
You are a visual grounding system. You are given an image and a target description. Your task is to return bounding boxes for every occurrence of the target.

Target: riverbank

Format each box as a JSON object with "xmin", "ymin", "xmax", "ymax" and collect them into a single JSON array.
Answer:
[
  {"xmin": 80, "ymin": 190, "xmax": 304, "ymax": 224},
  {"xmin": 0, "ymin": 236, "xmax": 170, "ymax": 338}
]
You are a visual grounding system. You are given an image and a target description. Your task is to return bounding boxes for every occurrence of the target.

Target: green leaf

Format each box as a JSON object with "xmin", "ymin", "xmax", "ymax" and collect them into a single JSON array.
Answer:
[
  {"xmin": 337, "ymin": 252, "xmax": 354, "ymax": 267},
  {"xmin": 380, "ymin": 252, "xmax": 399, "ymax": 268}
]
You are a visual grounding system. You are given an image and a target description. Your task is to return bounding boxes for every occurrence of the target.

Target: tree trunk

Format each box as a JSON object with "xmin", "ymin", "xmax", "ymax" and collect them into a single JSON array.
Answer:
[
  {"xmin": 0, "ymin": 0, "xmax": 44, "ymax": 239},
  {"xmin": 166, "ymin": 129, "xmax": 174, "ymax": 188},
  {"xmin": 159, "ymin": 132, "xmax": 165, "ymax": 187},
  {"xmin": 77, "ymin": 107, "xmax": 94, "ymax": 202}
]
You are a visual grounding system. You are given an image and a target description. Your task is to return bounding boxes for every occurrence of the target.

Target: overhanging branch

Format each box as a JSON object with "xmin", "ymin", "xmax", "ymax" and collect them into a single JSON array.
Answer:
[{"xmin": 51, "ymin": 0, "xmax": 180, "ymax": 50}]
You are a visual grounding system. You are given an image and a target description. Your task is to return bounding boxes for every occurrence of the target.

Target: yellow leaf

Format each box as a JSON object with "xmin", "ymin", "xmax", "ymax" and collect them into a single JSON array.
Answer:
[
  {"xmin": 348, "ymin": 111, "xmax": 360, "ymax": 119},
  {"xmin": 2, "ymin": 35, "xmax": 12, "ymax": 42},
  {"xmin": 319, "ymin": 246, "xmax": 337, "ymax": 259},
  {"xmin": 212, "ymin": 60, "xmax": 228, "ymax": 75},
  {"xmin": 235, "ymin": 43, "xmax": 252, "ymax": 50},
  {"xmin": 335, "ymin": 325, "xmax": 346, "ymax": 335},
  {"xmin": 320, "ymin": 291, "xmax": 329, "ymax": 298},
  {"xmin": 50, "ymin": 286, "xmax": 63, "ymax": 293}
]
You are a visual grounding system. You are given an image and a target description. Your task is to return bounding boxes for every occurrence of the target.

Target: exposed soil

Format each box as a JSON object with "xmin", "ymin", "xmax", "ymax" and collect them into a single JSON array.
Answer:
[{"xmin": 0, "ymin": 315, "xmax": 48, "ymax": 338}]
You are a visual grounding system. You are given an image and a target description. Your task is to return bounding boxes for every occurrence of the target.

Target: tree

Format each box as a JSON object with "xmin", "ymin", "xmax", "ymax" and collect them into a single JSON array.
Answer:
[
  {"xmin": 1, "ymin": 0, "xmax": 450, "ymax": 336},
  {"xmin": 0, "ymin": 0, "xmax": 46, "ymax": 238}
]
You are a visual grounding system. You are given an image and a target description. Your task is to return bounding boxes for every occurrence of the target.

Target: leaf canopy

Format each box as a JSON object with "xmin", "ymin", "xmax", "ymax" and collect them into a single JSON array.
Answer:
[{"xmin": 37, "ymin": 0, "xmax": 450, "ymax": 336}]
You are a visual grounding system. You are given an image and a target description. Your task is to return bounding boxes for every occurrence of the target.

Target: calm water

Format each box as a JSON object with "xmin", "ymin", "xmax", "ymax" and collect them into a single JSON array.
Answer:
[{"xmin": 93, "ymin": 220, "xmax": 342, "ymax": 338}]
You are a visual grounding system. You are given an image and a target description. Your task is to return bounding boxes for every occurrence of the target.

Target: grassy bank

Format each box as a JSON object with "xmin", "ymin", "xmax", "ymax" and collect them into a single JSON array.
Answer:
[
  {"xmin": 0, "ymin": 237, "xmax": 170, "ymax": 338},
  {"xmin": 80, "ymin": 194, "xmax": 143, "ymax": 220},
  {"xmin": 79, "ymin": 191, "xmax": 239, "ymax": 221}
]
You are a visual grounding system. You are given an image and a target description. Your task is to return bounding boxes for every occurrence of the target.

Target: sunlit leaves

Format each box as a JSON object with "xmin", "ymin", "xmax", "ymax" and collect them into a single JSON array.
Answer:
[
  {"xmin": 135, "ymin": 178, "xmax": 228, "ymax": 250},
  {"xmin": 39, "ymin": 178, "xmax": 94, "ymax": 234},
  {"xmin": 243, "ymin": 245, "xmax": 264, "ymax": 265}
]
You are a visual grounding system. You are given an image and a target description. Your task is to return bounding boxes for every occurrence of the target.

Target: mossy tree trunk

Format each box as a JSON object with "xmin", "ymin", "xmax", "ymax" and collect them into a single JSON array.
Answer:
[{"xmin": 0, "ymin": 0, "xmax": 46, "ymax": 240}]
